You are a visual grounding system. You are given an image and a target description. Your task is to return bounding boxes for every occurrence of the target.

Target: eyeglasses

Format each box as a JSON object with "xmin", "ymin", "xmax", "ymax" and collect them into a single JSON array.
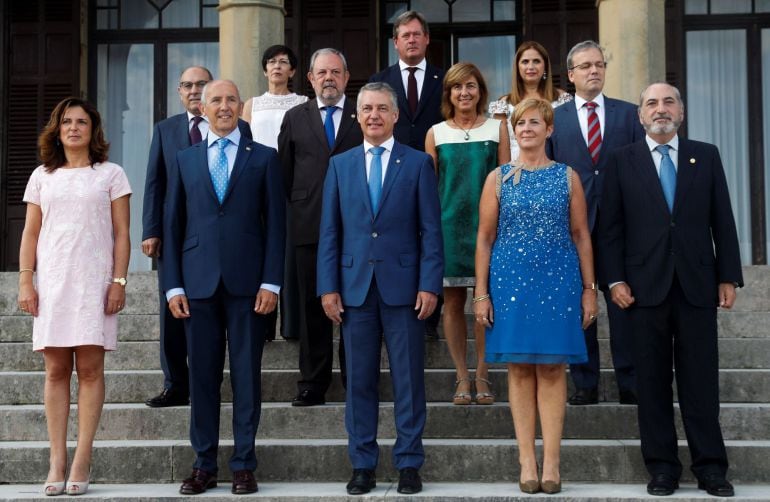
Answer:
[
  {"xmin": 568, "ymin": 61, "xmax": 608, "ymax": 71},
  {"xmin": 179, "ymin": 80, "xmax": 208, "ymax": 90},
  {"xmin": 267, "ymin": 58, "xmax": 291, "ymax": 66}
]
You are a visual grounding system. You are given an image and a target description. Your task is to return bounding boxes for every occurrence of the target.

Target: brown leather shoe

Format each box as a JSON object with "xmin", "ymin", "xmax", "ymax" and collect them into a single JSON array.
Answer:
[
  {"xmin": 231, "ymin": 469, "xmax": 258, "ymax": 494},
  {"xmin": 179, "ymin": 468, "xmax": 217, "ymax": 495}
]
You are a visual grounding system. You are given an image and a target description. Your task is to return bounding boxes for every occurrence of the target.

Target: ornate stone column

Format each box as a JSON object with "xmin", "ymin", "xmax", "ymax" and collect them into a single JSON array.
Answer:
[
  {"xmin": 218, "ymin": 0, "xmax": 285, "ymax": 100},
  {"xmin": 597, "ymin": 0, "xmax": 666, "ymax": 104}
]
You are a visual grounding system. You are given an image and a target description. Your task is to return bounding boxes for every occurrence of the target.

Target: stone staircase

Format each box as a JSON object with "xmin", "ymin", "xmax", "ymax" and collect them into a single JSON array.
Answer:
[{"xmin": 0, "ymin": 268, "xmax": 769, "ymax": 500}]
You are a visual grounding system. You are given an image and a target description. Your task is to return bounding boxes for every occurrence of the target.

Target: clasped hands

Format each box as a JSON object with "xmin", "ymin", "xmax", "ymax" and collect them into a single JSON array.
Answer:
[
  {"xmin": 167, "ymin": 288, "xmax": 278, "ymax": 319},
  {"xmin": 321, "ymin": 291, "xmax": 438, "ymax": 325}
]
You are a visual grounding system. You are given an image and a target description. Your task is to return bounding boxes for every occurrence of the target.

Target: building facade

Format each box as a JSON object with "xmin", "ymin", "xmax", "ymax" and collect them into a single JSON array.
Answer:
[{"xmin": 0, "ymin": 0, "xmax": 767, "ymax": 271}]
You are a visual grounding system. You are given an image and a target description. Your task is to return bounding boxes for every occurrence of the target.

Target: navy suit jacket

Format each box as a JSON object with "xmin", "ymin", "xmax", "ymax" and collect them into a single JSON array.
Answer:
[
  {"xmin": 316, "ymin": 141, "xmax": 443, "ymax": 307},
  {"xmin": 278, "ymin": 98, "xmax": 363, "ymax": 246},
  {"xmin": 597, "ymin": 138, "xmax": 743, "ymax": 308},
  {"xmin": 162, "ymin": 134, "xmax": 285, "ymax": 299},
  {"xmin": 546, "ymin": 96, "xmax": 644, "ymax": 231},
  {"xmin": 369, "ymin": 63, "xmax": 444, "ymax": 152}
]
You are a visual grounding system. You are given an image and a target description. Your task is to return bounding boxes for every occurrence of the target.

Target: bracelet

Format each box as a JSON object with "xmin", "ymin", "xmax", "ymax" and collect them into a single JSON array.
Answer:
[
  {"xmin": 583, "ymin": 282, "xmax": 598, "ymax": 290},
  {"xmin": 19, "ymin": 268, "xmax": 34, "ymax": 274},
  {"xmin": 472, "ymin": 294, "xmax": 490, "ymax": 303}
]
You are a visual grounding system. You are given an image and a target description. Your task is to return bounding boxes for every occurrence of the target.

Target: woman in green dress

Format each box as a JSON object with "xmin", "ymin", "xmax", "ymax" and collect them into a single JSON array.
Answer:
[{"xmin": 425, "ymin": 62, "xmax": 510, "ymax": 405}]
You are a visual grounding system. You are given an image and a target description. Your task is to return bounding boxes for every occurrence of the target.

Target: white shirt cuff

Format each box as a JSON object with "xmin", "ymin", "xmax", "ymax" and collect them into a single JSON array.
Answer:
[
  {"xmin": 608, "ymin": 281, "xmax": 625, "ymax": 290},
  {"xmin": 166, "ymin": 287, "xmax": 185, "ymax": 301},
  {"xmin": 260, "ymin": 283, "xmax": 280, "ymax": 294}
]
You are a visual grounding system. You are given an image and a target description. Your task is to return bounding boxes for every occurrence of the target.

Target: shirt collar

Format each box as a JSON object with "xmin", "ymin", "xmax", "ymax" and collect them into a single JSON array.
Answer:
[
  {"xmin": 206, "ymin": 126, "xmax": 241, "ymax": 148},
  {"xmin": 364, "ymin": 136, "xmax": 395, "ymax": 153},
  {"xmin": 646, "ymin": 134, "xmax": 679, "ymax": 153},
  {"xmin": 574, "ymin": 93, "xmax": 605, "ymax": 110},
  {"xmin": 316, "ymin": 95, "xmax": 346, "ymax": 110},
  {"xmin": 399, "ymin": 59, "xmax": 427, "ymax": 72},
  {"xmin": 187, "ymin": 111, "xmax": 208, "ymax": 123}
]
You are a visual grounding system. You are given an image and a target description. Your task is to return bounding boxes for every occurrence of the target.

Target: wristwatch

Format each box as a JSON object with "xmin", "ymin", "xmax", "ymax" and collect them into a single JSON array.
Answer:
[{"xmin": 112, "ymin": 277, "xmax": 127, "ymax": 286}]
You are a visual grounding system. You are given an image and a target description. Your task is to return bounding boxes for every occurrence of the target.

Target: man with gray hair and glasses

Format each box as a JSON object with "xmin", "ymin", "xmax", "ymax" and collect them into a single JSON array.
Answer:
[
  {"xmin": 547, "ymin": 40, "xmax": 644, "ymax": 407},
  {"xmin": 278, "ymin": 48, "xmax": 363, "ymax": 407}
]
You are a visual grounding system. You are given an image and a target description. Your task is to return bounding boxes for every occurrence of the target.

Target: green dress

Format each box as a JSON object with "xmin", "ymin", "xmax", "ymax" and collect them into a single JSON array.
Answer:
[{"xmin": 434, "ymin": 118, "xmax": 501, "ymax": 286}]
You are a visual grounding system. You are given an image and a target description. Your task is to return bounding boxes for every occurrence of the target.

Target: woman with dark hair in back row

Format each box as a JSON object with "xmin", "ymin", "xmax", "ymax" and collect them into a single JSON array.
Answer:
[{"xmin": 17, "ymin": 97, "xmax": 131, "ymax": 496}]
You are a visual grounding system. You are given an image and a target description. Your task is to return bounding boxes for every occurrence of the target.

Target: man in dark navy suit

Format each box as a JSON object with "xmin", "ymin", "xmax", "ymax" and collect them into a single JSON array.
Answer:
[
  {"xmin": 317, "ymin": 82, "xmax": 443, "ymax": 495},
  {"xmin": 598, "ymin": 82, "xmax": 742, "ymax": 497},
  {"xmin": 163, "ymin": 80, "xmax": 285, "ymax": 495},
  {"xmin": 547, "ymin": 40, "xmax": 644, "ymax": 405},
  {"xmin": 369, "ymin": 10, "xmax": 445, "ymax": 339}
]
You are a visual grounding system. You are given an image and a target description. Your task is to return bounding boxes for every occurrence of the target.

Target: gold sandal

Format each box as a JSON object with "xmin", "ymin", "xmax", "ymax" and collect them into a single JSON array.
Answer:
[
  {"xmin": 474, "ymin": 377, "xmax": 495, "ymax": 405},
  {"xmin": 452, "ymin": 377, "xmax": 472, "ymax": 405}
]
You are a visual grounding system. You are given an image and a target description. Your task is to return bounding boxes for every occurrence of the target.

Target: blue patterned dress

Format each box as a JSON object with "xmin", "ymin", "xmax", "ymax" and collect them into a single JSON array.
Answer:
[{"xmin": 485, "ymin": 162, "xmax": 588, "ymax": 364}]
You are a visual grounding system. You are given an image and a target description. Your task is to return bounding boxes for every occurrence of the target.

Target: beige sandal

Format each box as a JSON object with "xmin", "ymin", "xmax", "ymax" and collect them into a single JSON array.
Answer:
[
  {"xmin": 452, "ymin": 377, "xmax": 472, "ymax": 405},
  {"xmin": 474, "ymin": 377, "xmax": 495, "ymax": 405}
]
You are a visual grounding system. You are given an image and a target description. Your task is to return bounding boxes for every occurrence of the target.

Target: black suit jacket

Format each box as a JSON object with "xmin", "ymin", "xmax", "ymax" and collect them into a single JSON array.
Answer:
[
  {"xmin": 597, "ymin": 137, "xmax": 743, "ymax": 308},
  {"xmin": 546, "ymin": 96, "xmax": 644, "ymax": 231},
  {"xmin": 369, "ymin": 63, "xmax": 444, "ymax": 152},
  {"xmin": 277, "ymin": 98, "xmax": 363, "ymax": 246}
]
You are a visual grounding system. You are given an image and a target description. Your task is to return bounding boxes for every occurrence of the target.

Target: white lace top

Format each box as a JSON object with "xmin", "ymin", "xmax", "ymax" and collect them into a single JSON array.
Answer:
[
  {"xmin": 488, "ymin": 93, "xmax": 573, "ymax": 160},
  {"xmin": 249, "ymin": 92, "xmax": 308, "ymax": 150}
]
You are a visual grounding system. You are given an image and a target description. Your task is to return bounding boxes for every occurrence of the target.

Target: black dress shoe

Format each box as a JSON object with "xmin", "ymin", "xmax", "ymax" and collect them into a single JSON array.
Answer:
[
  {"xmin": 397, "ymin": 467, "xmax": 422, "ymax": 494},
  {"xmin": 146, "ymin": 388, "xmax": 189, "ymax": 408},
  {"xmin": 698, "ymin": 473, "xmax": 734, "ymax": 497},
  {"xmin": 231, "ymin": 469, "xmax": 258, "ymax": 494},
  {"xmin": 346, "ymin": 469, "xmax": 376, "ymax": 495},
  {"xmin": 568, "ymin": 387, "xmax": 598, "ymax": 405},
  {"xmin": 647, "ymin": 473, "xmax": 679, "ymax": 496},
  {"xmin": 179, "ymin": 468, "xmax": 217, "ymax": 494},
  {"xmin": 619, "ymin": 389, "xmax": 638, "ymax": 405},
  {"xmin": 291, "ymin": 389, "xmax": 325, "ymax": 407}
]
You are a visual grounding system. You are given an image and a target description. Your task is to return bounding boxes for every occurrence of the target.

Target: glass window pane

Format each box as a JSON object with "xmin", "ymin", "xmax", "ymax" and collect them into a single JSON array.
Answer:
[
  {"xmin": 684, "ymin": 0, "xmax": 708, "ymax": 14},
  {"xmin": 96, "ymin": 43, "xmax": 154, "ymax": 271},
  {"xmin": 457, "ymin": 35, "xmax": 516, "ymax": 104},
  {"xmin": 453, "ymin": 0, "xmax": 490, "ymax": 22},
  {"xmin": 202, "ymin": 5, "xmax": 219, "ymax": 27},
  {"xmin": 711, "ymin": 0, "xmax": 751, "ymax": 13},
  {"xmin": 494, "ymin": 0, "xmax": 516, "ymax": 21},
  {"xmin": 758, "ymin": 0, "xmax": 770, "ymax": 13},
  {"xmin": 162, "ymin": 0, "xmax": 200, "ymax": 28},
  {"xmin": 386, "ymin": 2, "xmax": 408, "ymax": 23},
  {"xmin": 96, "ymin": 9, "xmax": 118, "ymax": 29},
  {"xmin": 120, "ymin": 0, "xmax": 159, "ymax": 29},
  {"xmin": 166, "ymin": 42, "xmax": 220, "ymax": 118},
  {"xmin": 762, "ymin": 29, "xmax": 770, "ymax": 258},
  {"xmin": 97, "ymin": 0, "xmax": 118, "ymax": 6},
  {"xmin": 686, "ymin": 30, "xmax": 750, "ymax": 263},
  {"xmin": 412, "ymin": 0, "xmax": 448, "ymax": 23}
]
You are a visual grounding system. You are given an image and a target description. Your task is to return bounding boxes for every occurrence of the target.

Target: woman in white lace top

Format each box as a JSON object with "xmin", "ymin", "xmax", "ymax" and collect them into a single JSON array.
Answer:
[
  {"xmin": 242, "ymin": 45, "xmax": 308, "ymax": 150},
  {"xmin": 488, "ymin": 41, "xmax": 572, "ymax": 160}
]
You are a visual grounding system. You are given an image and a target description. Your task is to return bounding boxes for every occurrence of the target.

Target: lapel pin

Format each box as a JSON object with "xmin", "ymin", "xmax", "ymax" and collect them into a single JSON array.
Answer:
[
  {"xmin": 246, "ymin": 146, "xmax": 252, "ymax": 151},
  {"xmin": 396, "ymin": 159, "xmax": 401, "ymax": 163},
  {"xmin": 351, "ymin": 114, "xmax": 356, "ymax": 119},
  {"xmin": 433, "ymin": 75, "xmax": 438, "ymax": 79},
  {"xmin": 689, "ymin": 158, "xmax": 695, "ymax": 164}
]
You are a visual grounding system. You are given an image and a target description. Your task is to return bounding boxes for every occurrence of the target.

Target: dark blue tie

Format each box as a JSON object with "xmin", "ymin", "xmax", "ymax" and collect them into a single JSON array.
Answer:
[
  {"xmin": 656, "ymin": 144, "xmax": 676, "ymax": 212},
  {"xmin": 323, "ymin": 106, "xmax": 337, "ymax": 148},
  {"xmin": 368, "ymin": 146, "xmax": 385, "ymax": 210}
]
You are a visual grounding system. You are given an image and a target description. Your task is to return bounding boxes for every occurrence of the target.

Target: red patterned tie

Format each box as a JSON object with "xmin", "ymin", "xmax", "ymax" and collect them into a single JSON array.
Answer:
[{"xmin": 585, "ymin": 102, "xmax": 601, "ymax": 164}]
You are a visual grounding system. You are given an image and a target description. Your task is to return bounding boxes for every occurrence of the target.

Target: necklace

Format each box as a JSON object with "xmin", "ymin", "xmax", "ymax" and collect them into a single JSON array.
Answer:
[{"xmin": 452, "ymin": 117, "xmax": 477, "ymax": 141}]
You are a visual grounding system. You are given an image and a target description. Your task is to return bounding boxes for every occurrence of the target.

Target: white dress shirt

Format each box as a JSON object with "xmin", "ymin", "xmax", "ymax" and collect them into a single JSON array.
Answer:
[
  {"xmin": 645, "ymin": 134, "xmax": 680, "ymax": 176},
  {"xmin": 574, "ymin": 93, "xmax": 606, "ymax": 145},
  {"xmin": 187, "ymin": 111, "xmax": 210, "ymax": 139},
  {"xmin": 399, "ymin": 58, "xmax": 427, "ymax": 100},
  {"xmin": 166, "ymin": 126, "xmax": 279, "ymax": 300},
  {"xmin": 316, "ymin": 95, "xmax": 347, "ymax": 137},
  {"xmin": 363, "ymin": 137, "xmax": 395, "ymax": 184}
]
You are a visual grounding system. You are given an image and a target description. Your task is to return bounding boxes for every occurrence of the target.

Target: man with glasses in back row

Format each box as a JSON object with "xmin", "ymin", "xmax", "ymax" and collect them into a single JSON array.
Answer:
[
  {"xmin": 547, "ymin": 41, "xmax": 644, "ymax": 407},
  {"xmin": 143, "ymin": 66, "xmax": 252, "ymax": 408}
]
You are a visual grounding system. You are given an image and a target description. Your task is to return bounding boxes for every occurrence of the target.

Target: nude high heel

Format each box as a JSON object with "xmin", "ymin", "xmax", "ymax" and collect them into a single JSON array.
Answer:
[{"xmin": 43, "ymin": 480, "xmax": 66, "ymax": 496}]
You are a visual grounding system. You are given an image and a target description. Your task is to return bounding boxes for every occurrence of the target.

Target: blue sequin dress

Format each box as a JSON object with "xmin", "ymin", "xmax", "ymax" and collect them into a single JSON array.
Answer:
[{"xmin": 485, "ymin": 162, "xmax": 588, "ymax": 364}]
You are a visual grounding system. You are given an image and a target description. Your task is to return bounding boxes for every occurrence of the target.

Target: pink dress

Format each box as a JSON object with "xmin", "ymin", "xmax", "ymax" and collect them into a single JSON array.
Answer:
[{"xmin": 23, "ymin": 162, "xmax": 132, "ymax": 351}]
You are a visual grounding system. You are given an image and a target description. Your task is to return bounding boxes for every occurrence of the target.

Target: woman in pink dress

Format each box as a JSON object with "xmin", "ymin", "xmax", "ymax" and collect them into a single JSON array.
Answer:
[{"xmin": 17, "ymin": 98, "xmax": 132, "ymax": 496}]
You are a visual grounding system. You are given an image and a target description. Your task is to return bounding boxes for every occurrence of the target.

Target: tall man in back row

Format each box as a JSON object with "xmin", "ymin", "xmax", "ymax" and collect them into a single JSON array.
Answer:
[
  {"xmin": 547, "ymin": 40, "xmax": 644, "ymax": 405},
  {"xmin": 598, "ymin": 82, "xmax": 742, "ymax": 497},
  {"xmin": 369, "ymin": 10, "xmax": 445, "ymax": 339}
]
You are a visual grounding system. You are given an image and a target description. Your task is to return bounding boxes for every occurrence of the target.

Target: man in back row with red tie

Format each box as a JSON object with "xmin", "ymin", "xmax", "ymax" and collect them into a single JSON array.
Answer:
[{"xmin": 546, "ymin": 40, "xmax": 644, "ymax": 407}]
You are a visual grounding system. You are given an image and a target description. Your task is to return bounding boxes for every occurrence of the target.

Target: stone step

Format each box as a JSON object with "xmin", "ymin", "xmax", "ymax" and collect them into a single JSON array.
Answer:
[
  {"xmin": 1, "ymin": 439, "xmax": 768, "ymax": 484},
  {"xmin": 1, "ymin": 482, "xmax": 770, "ymax": 501},
  {"xmin": 4, "ymin": 335, "xmax": 769, "ymax": 372},
  {"xmin": 2, "ymin": 368, "xmax": 769, "ymax": 405},
  {"xmin": 1, "ymin": 402, "xmax": 766, "ymax": 442},
  {"xmin": 2, "ymin": 482, "xmax": 770, "ymax": 501}
]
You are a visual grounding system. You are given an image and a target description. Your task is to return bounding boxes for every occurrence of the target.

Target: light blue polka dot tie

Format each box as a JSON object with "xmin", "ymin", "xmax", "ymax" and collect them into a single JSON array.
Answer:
[
  {"xmin": 212, "ymin": 138, "xmax": 229, "ymax": 203},
  {"xmin": 656, "ymin": 144, "xmax": 676, "ymax": 212}
]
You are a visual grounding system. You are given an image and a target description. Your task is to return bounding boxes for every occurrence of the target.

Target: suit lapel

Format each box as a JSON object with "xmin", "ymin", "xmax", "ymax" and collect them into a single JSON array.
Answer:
[
  {"xmin": 305, "ymin": 102, "xmax": 330, "ymax": 152},
  {"xmin": 633, "ymin": 141, "xmax": 670, "ymax": 214},
  {"xmin": 599, "ymin": 99, "xmax": 617, "ymax": 164},
  {"xmin": 673, "ymin": 139, "xmax": 697, "ymax": 216},
  {"xmin": 195, "ymin": 141, "xmax": 220, "ymax": 203},
  {"xmin": 351, "ymin": 147, "xmax": 374, "ymax": 218},
  {"xmin": 376, "ymin": 142, "xmax": 404, "ymax": 218},
  {"xmin": 560, "ymin": 101, "xmax": 594, "ymax": 167},
  {"xmin": 415, "ymin": 65, "xmax": 442, "ymax": 119},
  {"xmin": 222, "ymin": 138, "xmax": 251, "ymax": 204},
  {"xmin": 333, "ymin": 100, "xmax": 358, "ymax": 153},
  {"xmin": 385, "ymin": 67, "xmax": 411, "ymax": 120},
  {"xmin": 173, "ymin": 113, "xmax": 192, "ymax": 151}
]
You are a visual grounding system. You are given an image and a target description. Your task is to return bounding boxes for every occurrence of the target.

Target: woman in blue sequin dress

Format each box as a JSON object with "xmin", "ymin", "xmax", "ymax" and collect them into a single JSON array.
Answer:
[{"xmin": 473, "ymin": 99, "xmax": 597, "ymax": 494}]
